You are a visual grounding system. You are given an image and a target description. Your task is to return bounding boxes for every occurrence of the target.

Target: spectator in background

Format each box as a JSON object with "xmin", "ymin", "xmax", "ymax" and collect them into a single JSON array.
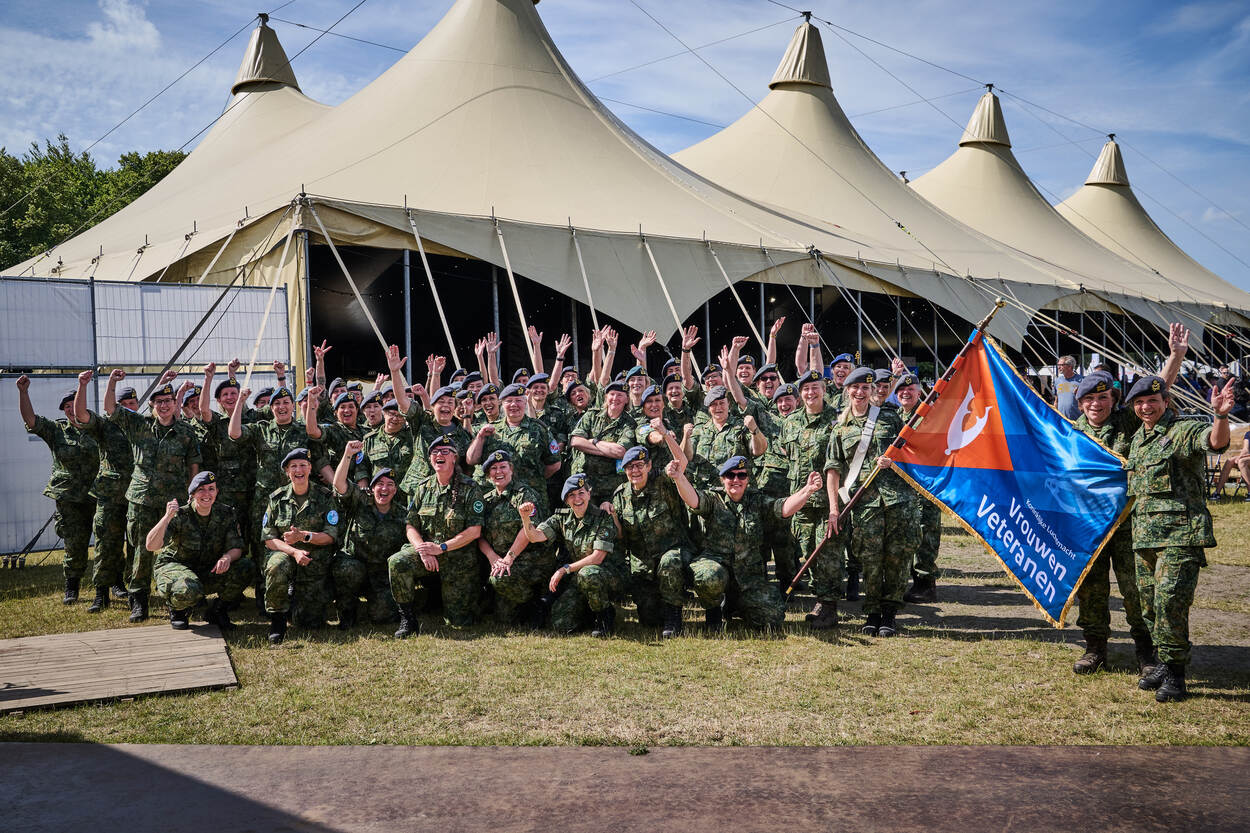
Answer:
[{"xmin": 1053, "ymin": 356, "xmax": 1082, "ymax": 419}]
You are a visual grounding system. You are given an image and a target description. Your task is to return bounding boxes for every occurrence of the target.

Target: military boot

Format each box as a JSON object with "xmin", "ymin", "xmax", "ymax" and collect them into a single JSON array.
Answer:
[
  {"xmin": 169, "ymin": 607, "xmax": 190, "ymax": 630},
  {"xmin": 1072, "ymin": 637, "xmax": 1107, "ymax": 675},
  {"xmin": 878, "ymin": 610, "xmax": 898, "ymax": 638},
  {"xmin": 590, "ymin": 606, "xmax": 616, "ymax": 638},
  {"xmin": 808, "ymin": 599, "xmax": 838, "ymax": 630},
  {"xmin": 1133, "ymin": 634, "xmax": 1158, "ymax": 677},
  {"xmin": 62, "ymin": 575, "xmax": 80, "ymax": 605},
  {"xmin": 903, "ymin": 575, "xmax": 937, "ymax": 603},
  {"xmin": 205, "ymin": 599, "xmax": 236, "ymax": 632},
  {"xmin": 1138, "ymin": 663, "xmax": 1168, "ymax": 691},
  {"xmin": 110, "ymin": 584, "xmax": 129, "ymax": 601},
  {"xmin": 660, "ymin": 604, "xmax": 683, "ymax": 638},
  {"xmin": 268, "ymin": 614, "xmax": 288, "ymax": 645},
  {"xmin": 844, "ymin": 570, "xmax": 860, "ymax": 602},
  {"xmin": 1155, "ymin": 663, "xmax": 1188, "ymax": 703},
  {"xmin": 87, "ymin": 586, "xmax": 110, "ymax": 613},
  {"xmin": 337, "ymin": 599, "xmax": 359, "ymax": 631},
  {"xmin": 394, "ymin": 603, "xmax": 419, "ymax": 639},
  {"xmin": 704, "ymin": 604, "xmax": 724, "ymax": 633},
  {"xmin": 128, "ymin": 590, "xmax": 149, "ymax": 623},
  {"xmin": 861, "ymin": 612, "xmax": 882, "ymax": 636}
]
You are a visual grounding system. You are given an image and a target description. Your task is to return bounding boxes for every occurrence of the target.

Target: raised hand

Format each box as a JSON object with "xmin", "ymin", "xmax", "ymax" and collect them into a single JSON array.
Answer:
[
  {"xmin": 681, "ymin": 325, "xmax": 700, "ymax": 351},
  {"xmin": 478, "ymin": 424, "xmax": 496, "ymax": 438},
  {"xmin": 528, "ymin": 325, "xmax": 543, "ymax": 347},
  {"xmin": 891, "ymin": 357, "xmax": 907, "ymax": 376},
  {"xmin": 769, "ymin": 316, "xmax": 786, "ymax": 338},
  {"xmin": 110, "ymin": 368, "xmax": 127, "ymax": 383},
  {"xmin": 344, "ymin": 440, "xmax": 364, "ymax": 457},
  {"xmin": 313, "ymin": 340, "xmax": 332, "ymax": 361},
  {"xmin": 485, "ymin": 332, "xmax": 500, "ymax": 354},
  {"xmin": 804, "ymin": 470, "xmax": 823, "ymax": 492},
  {"xmin": 165, "ymin": 499, "xmax": 181, "ymax": 517},
  {"xmin": 602, "ymin": 328, "xmax": 618, "ymax": 349},
  {"xmin": 78, "ymin": 369, "xmax": 93, "ymax": 386},
  {"xmin": 159, "ymin": 369, "xmax": 178, "ymax": 384},
  {"xmin": 432, "ymin": 355, "xmax": 446, "ymax": 374},
  {"xmin": 731, "ymin": 335, "xmax": 749, "ymax": 352},
  {"xmin": 743, "ymin": 415, "xmax": 758, "ymax": 434},
  {"xmin": 1169, "ymin": 323, "xmax": 1190, "ymax": 355},
  {"xmin": 203, "ymin": 362, "xmax": 216, "ymax": 377},
  {"xmin": 15, "ymin": 374, "xmax": 30, "ymax": 391},
  {"xmin": 304, "ymin": 366, "xmax": 316, "ymax": 385},
  {"xmin": 272, "ymin": 360, "xmax": 286, "ymax": 377},
  {"xmin": 639, "ymin": 330, "xmax": 657, "ymax": 350},
  {"xmin": 1213, "ymin": 378, "xmax": 1236, "ymax": 416},
  {"xmin": 555, "ymin": 334, "xmax": 572, "ymax": 357},
  {"xmin": 665, "ymin": 458, "xmax": 684, "ymax": 478},
  {"xmin": 590, "ymin": 329, "xmax": 604, "ymax": 352},
  {"xmin": 518, "ymin": 501, "xmax": 536, "ymax": 520},
  {"xmin": 227, "ymin": 357, "xmax": 242, "ymax": 376}
]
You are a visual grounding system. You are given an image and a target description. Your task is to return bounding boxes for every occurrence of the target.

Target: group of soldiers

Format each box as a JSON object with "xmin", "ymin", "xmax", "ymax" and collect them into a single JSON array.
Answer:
[{"xmin": 16, "ymin": 317, "xmax": 1235, "ymax": 703}]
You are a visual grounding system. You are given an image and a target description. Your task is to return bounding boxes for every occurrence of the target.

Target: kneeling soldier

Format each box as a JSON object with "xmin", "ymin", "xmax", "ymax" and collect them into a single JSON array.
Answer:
[{"xmin": 145, "ymin": 472, "xmax": 255, "ymax": 631}]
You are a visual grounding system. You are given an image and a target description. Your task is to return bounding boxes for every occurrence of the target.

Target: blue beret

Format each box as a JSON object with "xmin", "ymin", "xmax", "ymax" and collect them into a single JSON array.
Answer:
[
  {"xmin": 428, "ymin": 438, "xmax": 457, "ymax": 455},
  {"xmin": 270, "ymin": 386, "xmax": 294, "ymax": 402},
  {"xmin": 873, "ymin": 369, "xmax": 893, "ymax": 384},
  {"xmin": 333, "ymin": 392, "xmax": 355, "ymax": 409},
  {"xmin": 703, "ymin": 385, "xmax": 728, "ymax": 407},
  {"xmin": 253, "ymin": 386, "xmax": 274, "ymax": 403},
  {"xmin": 381, "ymin": 399, "xmax": 400, "ymax": 412},
  {"xmin": 281, "ymin": 448, "xmax": 310, "ymax": 468},
  {"xmin": 345, "ymin": 381, "xmax": 363, "ymax": 392},
  {"xmin": 564, "ymin": 380, "xmax": 588, "ymax": 398},
  {"xmin": 772, "ymin": 383, "xmax": 798, "ymax": 402},
  {"xmin": 187, "ymin": 470, "xmax": 217, "ymax": 496},
  {"xmin": 449, "ymin": 367, "xmax": 468, "ymax": 380},
  {"xmin": 622, "ymin": 445, "xmax": 650, "ymax": 466},
  {"xmin": 561, "ymin": 474, "xmax": 590, "ymax": 501},
  {"xmin": 1076, "ymin": 372, "xmax": 1115, "ymax": 401},
  {"xmin": 499, "ymin": 383, "xmax": 527, "ymax": 400},
  {"xmin": 214, "ymin": 378, "xmax": 240, "ymax": 398},
  {"xmin": 705, "ymin": 363, "xmax": 724, "ymax": 375},
  {"xmin": 529, "ymin": 373, "xmax": 550, "ymax": 385},
  {"xmin": 642, "ymin": 384, "xmax": 662, "ymax": 401},
  {"xmin": 511, "ymin": 368, "xmax": 531, "ymax": 383},
  {"xmin": 430, "ymin": 385, "xmax": 455, "ymax": 404},
  {"xmin": 455, "ymin": 388, "xmax": 473, "ymax": 400},
  {"xmin": 661, "ymin": 358, "xmax": 679, "ymax": 375},
  {"xmin": 831, "ymin": 353, "xmax": 855, "ymax": 366},
  {"xmin": 362, "ymin": 390, "xmax": 384, "ymax": 406},
  {"xmin": 718, "ymin": 455, "xmax": 749, "ymax": 476},
  {"xmin": 59, "ymin": 391, "xmax": 77, "ymax": 409},
  {"xmin": 1126, "ymin": 375, "xmax": 1167, "ymax": 403},
  {"xmin": 895, "ymin": 374, "xmax": 920, "ymax": 388},
  {"xmin": 296, "ymin": 387, "xmax": 310, "ymax": 403},
  {"xmin": 462, "ymin": 371, "xmax": 483, "ymax": 385},
  {"xmin": 843, "ymin": 366, "xmax": 874, "ymax": 386},
  {"xmin": 379, "ymin": 384, "xmax": 394, "ymax": 396},
  {"xmin": 752, "ymin": 363, "xmax": 778, "ymax": 383},
  {"xmin": 604, "ymin": 380, "xmax": 627, "ymax": 394},
  {"xmin": 737, "ymin": 354, "xmax": 756, "ymax": 366},
  {"xmin": 149, "ymin": 383, "xmax": 175, "ymax": 401},
  {"xmin": 117, "ymin": 386, "xmax": 138, "ymax": 401},
  {"xmin": 475, "ymin": 384, "xmax": 500, "ymax": 403},
  {"xmin": 796, "ymin": 370, "xmax": 825, "ymax": 386},
  {"xmin": 328, "ymin": 377, "xmax": 345, "ymax": 392},
  {"xmin": 181, "ymin": 387, "xmax": 201, "ymax": 406},
  {"xmin": 482, "ymin": 450, "xmax": 512, "ymax": 469},
  {"xmin": 623, "ymin": 365, "xmax": 645, "ymax": 380},
  {"xmin": 369, "ymin": 468, "xmax": 396, "ymax": 488}
]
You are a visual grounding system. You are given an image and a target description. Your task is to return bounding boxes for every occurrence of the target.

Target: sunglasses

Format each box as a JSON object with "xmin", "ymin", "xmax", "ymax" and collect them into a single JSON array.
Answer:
[
  {"xmin": 723, "ymin": 471, "xmax": 749, "ymax": 481},
  {"xmin": 757, "ymin": 374, "xmax": 780, "ymax": 383},
  {"xmin": 430, "ymin": 449, "xmax": 455, "ymax": 458}
]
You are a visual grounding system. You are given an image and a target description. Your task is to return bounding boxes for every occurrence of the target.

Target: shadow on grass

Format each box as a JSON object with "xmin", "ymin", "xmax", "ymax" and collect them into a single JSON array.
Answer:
[{"xmin": 0, "ymin": 563, "xmax": 67, "ymax": 602}]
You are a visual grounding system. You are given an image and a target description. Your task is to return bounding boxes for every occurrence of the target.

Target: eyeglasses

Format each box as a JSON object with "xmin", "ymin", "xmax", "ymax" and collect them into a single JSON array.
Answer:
[
  {"xmin": 723, "ymin": 471, "xmax": 749, "ymax": 481},
  {"xmin": 757, "ymin": 374, "xmax": 779, "ymax": 383},
  {"xmin": 430, "ymin": 449, "xmax": 455, "ymax": 458}
]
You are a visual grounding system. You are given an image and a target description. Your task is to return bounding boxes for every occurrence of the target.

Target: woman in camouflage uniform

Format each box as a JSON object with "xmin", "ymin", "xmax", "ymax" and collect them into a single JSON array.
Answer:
[{"xmin": 480, "ymin": 450, "xmax": 556, "ymax": 627}]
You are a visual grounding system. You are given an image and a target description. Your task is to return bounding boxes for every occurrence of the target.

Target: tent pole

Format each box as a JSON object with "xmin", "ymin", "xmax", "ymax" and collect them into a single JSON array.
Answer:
[
  {"xmin": 403, "ymin": 250, "xmax": 413, "ymax": 385},
  {"xmin": 491, "ymin": 266, "xmax": 501, "ymax": 350},
  {"xmin": 704, "ymin": 302, "xmax": 711, "ymax": 367},
  {"xmin": 759, "ymin": 282, "xmax": 766, "ymax": 344},
  {"xmin": 895, "ymin": 295, "xmax": 903, "ymax": 358},
  {"xmin": 856, "ymin": 291, "xmax": 863, "ymax": 360},
  {"xmin": 404, "ymin": 209, "xmax": 461, "ymax": 369},
  {"xmin": 302, "ymin": 229, "xmax": 312, "ymax": 373},
  {"xmin": 809, "ymin": 287, "xmax": 815, "ymax": 323},
  {"xmin": 1080, "ymin": 312, "xmax": 1086, "ymax": 371},
  {"xmin": 570, "ymin": 297, "xmax": 580, "ymax": 372},
  {"xmin": 932, "ymin": 303, "xmax": 939, "ymax": 375},
  {"xmin": 707, "ymin": 242, "xmax": 765, "ymax": 351}
]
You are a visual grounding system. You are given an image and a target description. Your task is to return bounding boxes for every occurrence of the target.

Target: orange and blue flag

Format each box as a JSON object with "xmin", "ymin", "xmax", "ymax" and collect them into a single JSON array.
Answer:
[{"xmin": 887, "ymin": 331, "xmax": 1129, "ymax": 625}]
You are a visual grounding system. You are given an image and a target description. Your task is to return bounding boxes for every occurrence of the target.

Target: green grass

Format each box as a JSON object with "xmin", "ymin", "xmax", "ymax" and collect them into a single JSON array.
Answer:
[{"xmin": 3, "ymin": 502, "xmax": 1248, "ymax": 746}]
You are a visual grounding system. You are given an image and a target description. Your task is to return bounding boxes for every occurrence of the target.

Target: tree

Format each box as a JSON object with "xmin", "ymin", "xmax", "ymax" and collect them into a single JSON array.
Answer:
[{"xmin": 0, "ymin": 135, "xmax": 185, "ymax": 271}]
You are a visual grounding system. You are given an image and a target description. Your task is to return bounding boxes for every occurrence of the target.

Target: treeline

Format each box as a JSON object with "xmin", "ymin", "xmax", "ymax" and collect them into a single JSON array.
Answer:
[{"xmin": 0, "ymin": 135, "xmax": 185, "ymax": 271}]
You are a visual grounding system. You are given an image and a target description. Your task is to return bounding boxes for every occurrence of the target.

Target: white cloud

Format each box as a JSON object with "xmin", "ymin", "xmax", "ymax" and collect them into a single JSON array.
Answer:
[{"xmin": 86, "ymin": 0, "xmax": 161, "ymax": 51}]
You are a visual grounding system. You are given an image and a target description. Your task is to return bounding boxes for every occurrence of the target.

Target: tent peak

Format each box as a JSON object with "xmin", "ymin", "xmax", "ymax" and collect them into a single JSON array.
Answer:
[
  {"xmin": 231, "ymin": 15, "xmax": 301, "ymax": 95},
  {"xmin": 1084, "ymin": 137, "xmax": 1130, "ymax": 186},
  {"xmin": 959, "ymin": 89, "xmax": 1011, "ymax": 148},
  {"xmin": 769, "ymin": 21, "xmax": 831, "ymax": 90}
]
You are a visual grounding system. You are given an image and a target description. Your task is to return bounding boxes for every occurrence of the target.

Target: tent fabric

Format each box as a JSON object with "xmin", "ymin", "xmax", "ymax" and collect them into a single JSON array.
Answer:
[{"xmin": 232, "ymin": 17, "xmax": 302, "ymax": 94}]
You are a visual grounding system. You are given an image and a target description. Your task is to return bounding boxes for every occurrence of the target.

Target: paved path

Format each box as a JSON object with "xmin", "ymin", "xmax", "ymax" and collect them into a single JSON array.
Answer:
[{"xmin": 4, "ymin": 743, "xmax": 1246, "ymax": 832}]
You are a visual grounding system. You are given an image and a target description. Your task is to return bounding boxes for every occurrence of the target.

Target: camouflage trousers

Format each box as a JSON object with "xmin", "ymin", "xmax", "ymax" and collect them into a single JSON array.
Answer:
[
  {"xmin": 1135, "ymin": 546, "xmax": 1204, "ymax": 667},
  {"xmin": 125, "ymin": 502, "xmax": 166, "ymax": 593},
  {"xmin": 627, "ymin": 548, "xmax": 690, "ymax": 626},
  {"xmin": 54, "ymin": 498, "xmax": 96, "ymax": 579},
  {"xmin": 331, "ymin": 553, "xmax": 398, "ymax": 624},
  {"xmin": 489, "ymin": 545, "xmax": 560, "ymax": 625},
  {"xmin": 389, "ymin": 544, "xmax": 482, "ymax": 627},
  {"xmin": 910, "ymin": 497, "xmax": 942, "ymax": 581},
  {"xmin": 1076, "ymin": 527, "xmax": 1148, "ymax": 643},
  {"xmin": 728, "ymin": 572, "xmax": 786, "ymax": 630},
  {"xmin": 853, "ymin": 499, "xmax": 919, "ymax": 615},
  {"xmin": 792, "ymin": 505, "xmax": 846, "ymax": 603},
  {"xmin": 759, "ymin": 470, "xmax": 802, "ymax": 588},
  {"xmin": 264, "ymin": 550, "xmax": 333, "ymax": 628},
  {"xmin": 549, "ymin": 565, "xmax": 624, "ymax": 634},
  {"xmin": 155, "ymin": 558, "xmax": 256, "ymax": 611},
  {"xmin": 90, "ymin": 497, "xmax": 128, "ymax": 588}
]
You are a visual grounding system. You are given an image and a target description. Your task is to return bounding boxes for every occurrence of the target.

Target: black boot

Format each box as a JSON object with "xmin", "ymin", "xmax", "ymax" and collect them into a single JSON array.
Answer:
[
  {"xmin": 1072, "ymin": 636, "xmax": 1107, "ymax": 675},
  {"xmin": 591, "ymin": 606, "xmax": 616, "ymax": 638},
  {"xmin": 1155, "ymin": 663, "xmax": 1188, "ymax": 703},
  {"xmin": 844, "ymin": 571, "xmax": 860, "ymax": 602},
  {"xmin": 661, "ymin": 604, "xmax": 683, "ymax": 638},
  {"xmin": 1138, "ymin": 662, "xmax": 1169, "ymax": 691},
  {"xmin": 205, "ymin": 599, "xmax": 236, "ymax": 632},
  {"xmin": 704, "ymin": 604, "xmax": 724, "ymax": 633},
  {"xmin": 861, "ymin": 612, "xmax": 882, "ymax": 636},
  {"xmin": 878, "ymin": 610, "xmax": 898, "ymax": 638},
  {"xmin": 903, "ymin": 575, "xmax": 937, "ymax": 603},
  {"xmin": 169, "ymin": 607, "xmax": 190, "ymax": 630},
  {"xmin": 394, "ymin": 603, "xmax": 419, "ymax": 639},
  {"xmin": 87, "ymin": 586, "xmax": 109, "ymax": 613},
  {"xmin": 110, "ymin": 584, "xmax": 129, "ymax": 601},
  {"xmin": 1133, "ymin": 634, "xmax": 1158, "ymax": 677},
  {"xmin": 128, "ymin": 590, "xmax": 149, "ymax": 623},
  {"xmin": 337, "ymin": 600, "xmax": 359, "ymax": 631},
  {"xmin": 62, "ymin": 575, "xmax": 80, "ymax": 605},
  {"xmin": 268, "ymin": 614, "xmax": 288, "ymax": 645},
  {"xmin": 808, "ymin": 599, "xmax": 838, "ymax": 630}
]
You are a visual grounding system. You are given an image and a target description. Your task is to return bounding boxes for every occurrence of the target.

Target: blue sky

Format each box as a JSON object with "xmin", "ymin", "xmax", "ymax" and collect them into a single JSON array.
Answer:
[{"xmin": 3, "ymin": 0, "xmax": 1248, "ymax": 291}]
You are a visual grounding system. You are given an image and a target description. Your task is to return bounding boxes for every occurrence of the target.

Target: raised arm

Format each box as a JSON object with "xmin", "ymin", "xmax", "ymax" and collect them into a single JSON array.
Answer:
[
  {"xmin": 15, "ymin": 375, "xmax": 35, "ymax": 429},
  {"xmin": 199, "ymin": 363, "xmax": 216, "ymax": 422},
  {"xmin": 598, "ymin": 327, "xmax": 618, "ymax": 386},
  {"xmin": 485, "ymin": 332, "xmax": 502, "ymax": 386},
  {"xmin": 73, "ymin": 370, "xmax": 93, "ymax": 425},
  {"xmin": 781, "ymin": 471, "xmax": 823, "ymax": 518},
  {"xmin": 517, "ymin": 501, "xmax": 549, "ymax": 544},
  {"xmin": 744, "ymin": 414, "xmax": 767, "ymax": 456},
  {"xmin": 103, "ymin": 368, "xmax": 124, "ymax": 416},
  {"xmin": 680, "ymin": 325, "xmax": 700, "ymax": 390},
  {"xmin": 528, "ymin": 326, "xmax": 546, "ymax": 375},
  {"xmin": 1160, "ymin": 323, "xmax": 1189, "ymax": 389},
  {"xmin": 766, "ymin": 316, "xmax": 784, "ymax": 366},
  {"xmin": 228, "ymin": 387, "xmax": 249, "ymax": 440},
  {"xmin": 303, "ymin": 385, "xmax": 324, "ymax": 439},
  {"xmin": 145, "ymin": 500, "xmax": 181, "ymax": 553},
  {"xmin": 794, "ymin": 325, "xmax": 811, "ymax": 376},
  {"xmin": 1210, "ymin": 379, "xmax": 1236, "ymax": 451},
  {"xmin": 550, "ymin": 334, "xmax": 571, "ymax": 385},
  {"xmin": 589, "ymin": 328, "xmax": 604, "ymax": 387},
  {"xmin": 334, "ymin": 440, "xmax": 362, "ymax": 496},
  {"xmin": 313, "ymin": 340, "xmax": 331, "ymax": 391},
  {"xmin": 666, "ymin": 458, "xmax": 699, "ymax": 510},
  {"xmin": 723, "ymin": 341, "xmax": 748, "ymax": 409},
  {"xmin": 388, "ymin": 346, "xmax": 412, "ymax": 414}
]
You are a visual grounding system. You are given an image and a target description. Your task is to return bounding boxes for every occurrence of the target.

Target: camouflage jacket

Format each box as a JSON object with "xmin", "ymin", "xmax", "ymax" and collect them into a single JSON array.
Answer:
[
  {"xmin": 1074, "ymin": 408, "xmax": 1139, "ymax": 458},
  {"xmin": 476, "ymin": 417, "xmax": 559, "ymax": 496},
  {"xmin": 404, "ymin": 420, "xmax": 474, "ymax": 490},
  {"xmin": 1126, "ymin": 411, "xmax": 1221, "ymax": 549},
  {"xmin": 337, "ymin": 483, "xmax": 408, "ymax": 566},
  {"xmin": 262, "ymin": 482, "xmax": 342, "ymax": 564},
  {"xmin": 689, "ymin": 487, "xmax": 786, "ymax": 579},
  {"xmin": 479, "ymin": 480, "xmax": 547, "ymax": 559},
  {"xmin": 688, "ymin": 418, "xmax": 754, "ymax": 488},
  {"xmin": 779, "ymin": 406, "xmax": 837, "ymax": 509},
  {"xmin": 316, "ymin": 420, "xmax": 366, "ymax": 479},
  {"xmin": 199, "ymin": 411, "xmax": 256, "ymax": 498},
  {"xmin": 361, "ymin": 425, "xmax": 415, "ymax": 490},
  {"xmin": 610, "ymin": 474, "xmax": 690, "ymax": 565},
  {"xmin": 537, "ymin": 504, "xmax": 623, "ymax": 577},
  {"xmin": 80, "ymin": 409, "xmax": 133, "ymax": 501},
  {"xmin": 405, "ymin": 474, "xmax": 485, "ymax": 554},
  {"xmin": 28, "ymin": 415, "xmax": 99, "ymax": 502},
  {"xmin": 569, "ymin": 406, "xmax": 636, "ymax": 493},
  {"xmin": 233, "ymin": 419, "xmax": 316, "ymax": 500},
  {"xmin": 155, "ymin": 502, "xmax": 245, "ymax": 573},
  {"xmin": 108, "ymin": 408, "xmax": 201, "ymax": 507},
  {"xmin": 826, "ymin": 407, "xmax": 911, "ymax": 507}
]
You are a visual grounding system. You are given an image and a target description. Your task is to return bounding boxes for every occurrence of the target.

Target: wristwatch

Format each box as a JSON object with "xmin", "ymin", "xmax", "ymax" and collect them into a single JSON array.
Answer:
[
  {"xmin": 302, "ymin": 531, "xmax": 312, "ymax": 544},
  {"xmin": 561, "ymin": 564, "xmax": 572, "ymax": 575},
  {"xmin": 439, "ymin": 542, "xmax": 448, "ymax": 553}
]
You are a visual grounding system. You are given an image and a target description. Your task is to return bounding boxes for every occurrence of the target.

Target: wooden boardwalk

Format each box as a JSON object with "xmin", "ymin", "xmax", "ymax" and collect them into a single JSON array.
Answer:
[{"xmin": 0, "ymin": 625, "xmax": 236, "ymax": 713}]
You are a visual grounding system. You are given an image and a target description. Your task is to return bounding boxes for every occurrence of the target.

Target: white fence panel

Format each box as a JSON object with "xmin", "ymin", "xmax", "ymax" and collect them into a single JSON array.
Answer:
[{"xmin": 0, "ymin": 278, "xmax": 95, "ymax": 369}]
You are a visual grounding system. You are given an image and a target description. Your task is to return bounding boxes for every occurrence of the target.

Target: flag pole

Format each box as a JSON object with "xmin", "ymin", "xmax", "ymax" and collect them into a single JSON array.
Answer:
[{"xmin": 785, "ymin": 298, "xmax": 1006, "ymax": 597}]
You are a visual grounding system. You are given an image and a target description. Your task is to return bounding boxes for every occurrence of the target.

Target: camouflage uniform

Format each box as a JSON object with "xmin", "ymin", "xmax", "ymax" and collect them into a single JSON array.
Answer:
[
  {"xmin": 687, "ymin": 418, "xmax": 754, "ymax": 489},
  {"xmin": 154, "ymin": 502, "xmax": 255, "ymax": 610},
  {"xmin": 405, "ymin": 419, "xmax": 474, "ymax": 488},
  {"xmin": 611, "ymin": 475, "xmax": 692, "ymax": 625},
  {"xmin": 261, "ymin": 482, "xmax": 342, "ymax": 627},
  {"xmin": 315, "ymin": 420, "xmax": 366, "ymax": 482},
  {"xmin": 779, "ymin": 405, "xmax": 841, "ymax": 600},
  {"xmin": 361, "ymin": 425, "xmax": 416, "ymax": 499},
  {"xmin": 633, "ymin": 414, "xmax": 681, "ymax": 477},
  {"xmin": 899, "ymin": 404, "xmax": 942, "ymax": 583},
  {"xmin": 1073, "ymin": 408, "xmax": 1149, "ymax": 644},
  {"xmin": 476, "ymin": 417, "xmax": 560, "ymax": 514},
  {"xmin": 1126, "ymin": 412, "xmax": 1222, "ymax": 667},
  {"xmin": 541, "ymin": 505, "xmax": 622, "ymax": 633},
  {"xmin": 826, "ymin": 408, "xmax": 918, "ymax": 615},
  {"xmin": 81, "ymin": 410, "xmax": 133, "ymax": 588},
  {"xmin": 569, "ymin": 407, "xmax": 636, "ymax": 503},
  {"xmin": 331, "ymin": 485, "xmax": 408, "ymax": 624},
  {"xmin": 483, "ymin": 480, "xmax": 558, "ymax": 624},
  {"xmin": 389, "ymin": 475, "xmax": 485, "ymax": 626},
  {"xmin": 231, "ymin": 419, "xmax": 315, "ymax": 561},
  {"xmin": 200, "ymin": 411, "xmax": 256, "ymax": 557},
  {"xmin": 753, "ymin": 407, "xmax": 802, "ymax": 589},
  {"xmin": 27, "ymin": 415, "xmax": 98, "ymax": 579},
  {"xmin": 106, "ymin": 408, "xmax": 201, "ymax": 593},
  {"xmin": 687, "ymin": 486, "xmax": 787, "ymax": 629}
]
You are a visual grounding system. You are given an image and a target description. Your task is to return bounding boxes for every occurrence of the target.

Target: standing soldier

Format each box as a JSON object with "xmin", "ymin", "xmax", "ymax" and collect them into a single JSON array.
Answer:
[
  {"xmin": 16, "ymin": 375, "xmax": 98, "ymax": 604},
  {"xmin": 330, "ymin": 441, "xmax": 407, "ymax": 628},
  {"xmin": 467, "ymin": 383, "xmax": 561, "ymax": 513},
  {"xmin": 480, "ymin": 450, "xmax": 556, "ymax": 627},
  {"xmin": 683, "ymin": 384, "xmax": 765, "ymax": 488},
  {"xmin": 518, "ymin": 474, "xmax": 622, "ymax": 637},
  {"xmin": 145, "ymin": 472, "xmax": 254, "ymax": 631},
  {"xmin": 895, "ymin": 372, "xmax": 942, "ymax": 604},
  {"xmin": 388, "ymin": 439, "xmax": 485, "ymax": 635},
  {"xmin": 1124, "ymin": 375, "xmax": 1234, "ymax": 702},
  {"xmin": 569, "ymin": 380, "xmax": 636, "ymax": 503},
  {"xmin": 198, "ymin": 363, "xmax": 258, "ymax": 563},
  {"xmin": 261, "ymin": 448, "xmax": 341, "ymax": 643},
  {"xmin": 71, "ymin": 371, "xmax": 132, "ymax": 610},
  {"xmin": 755, "ymin": 382, "xmax": 802, "ymax": 591},
  {"xmin": 103, "ymin": 370, "xmax": 201, "ymax": 622}
]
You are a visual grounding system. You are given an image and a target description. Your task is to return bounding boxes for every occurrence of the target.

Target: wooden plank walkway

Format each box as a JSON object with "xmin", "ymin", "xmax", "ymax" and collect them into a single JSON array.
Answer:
[{"xmin": 0, "ymin": 625, "xmax": 236, "ymax": 712}]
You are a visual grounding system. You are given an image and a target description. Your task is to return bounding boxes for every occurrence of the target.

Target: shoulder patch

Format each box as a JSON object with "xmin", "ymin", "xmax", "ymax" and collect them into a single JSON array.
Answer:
[
  {"xmin": 355, "ymin": 450, "xmax": 365, "ymax": 464},
  {"xmin": 262, "ymin": 512, "xmax": 269, "ymax": 528},
  {"xmin": 549, "ymin": 438, "xmax": 560, "ymax": 453},
  {"xmin": 326, "ymin": 509, "xmax": 339, "ymax": 525},
  {"xmin": 472, "ymin": 499, "xmax": 485, "ymax": 514}
]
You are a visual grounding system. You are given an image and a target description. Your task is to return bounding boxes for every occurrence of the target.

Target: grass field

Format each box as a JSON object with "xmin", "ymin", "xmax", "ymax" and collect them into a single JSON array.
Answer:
[{"xmin": 3, "ymin": 502, "xmax": 1248, "ymax": 746}]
